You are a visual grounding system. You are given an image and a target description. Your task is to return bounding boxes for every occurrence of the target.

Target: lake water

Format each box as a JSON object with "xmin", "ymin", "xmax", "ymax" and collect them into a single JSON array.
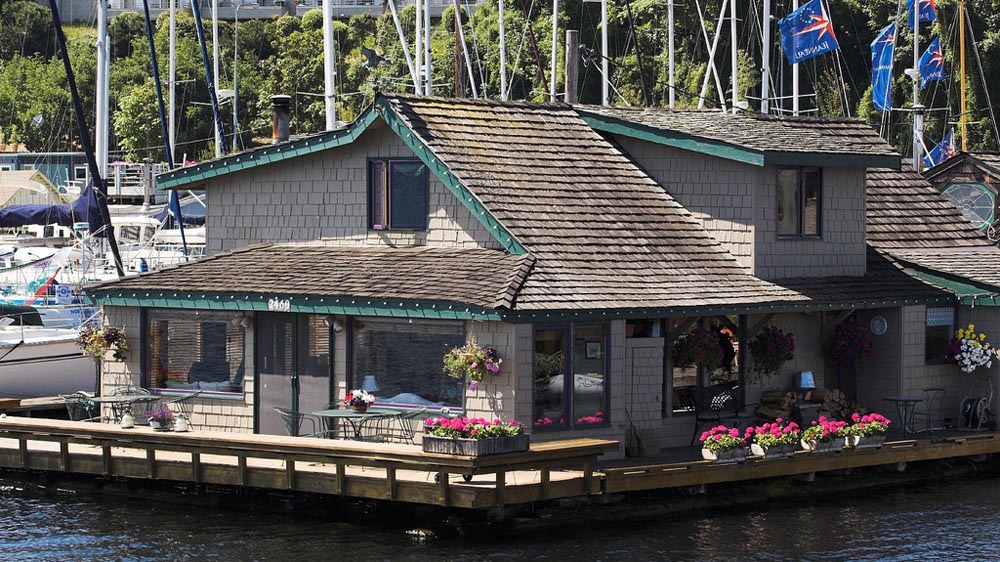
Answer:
[{"xmin": 3, "ymin": 473, "xmax": 1000, "ymax": 561}]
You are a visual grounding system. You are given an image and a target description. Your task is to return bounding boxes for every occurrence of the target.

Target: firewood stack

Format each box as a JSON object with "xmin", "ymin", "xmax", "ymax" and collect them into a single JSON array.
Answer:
[{"xmin": 756, "ymin": 390, "xmax": 798, "ymax": 422}]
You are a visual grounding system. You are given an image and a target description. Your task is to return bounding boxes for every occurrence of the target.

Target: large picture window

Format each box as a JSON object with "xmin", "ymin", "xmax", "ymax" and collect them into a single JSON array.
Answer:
[
  {"xmin": 145, "ymin": 309, "xmax": 247, "ymax": 394},
  {"xmin": 368, "ymin": 160, "xmax": 429, "ymax": 230},
  {"xmin": 351, "ymin": 318, "xmax": 465, "ymax": 409},
  {"xmin": 533, "ymin": 324, "xmax": 608, "ymax": 429},
  {"xmin": 925, "ymin": 307, "xmax": 956, "ymax": 362},
  {"xmin": 777, "ymin": 167, "xmax": 821, "ymax": 237}
]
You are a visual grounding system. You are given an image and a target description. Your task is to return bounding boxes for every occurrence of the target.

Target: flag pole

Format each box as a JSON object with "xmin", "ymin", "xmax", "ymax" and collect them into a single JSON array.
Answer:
[
  {"xmin": 792, "ymin": 0, "xmax": 799, "ymax": 116},
  {"xmin": 912, "ymin": 0, "xmax": 924, "ymax": 171},
  {"xmin": 959, "ymin": 0, "xmax": 967, "ymax": 152}
]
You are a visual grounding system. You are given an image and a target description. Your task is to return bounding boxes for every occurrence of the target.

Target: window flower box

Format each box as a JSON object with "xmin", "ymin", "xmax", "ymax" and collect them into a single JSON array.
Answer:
[{"xmin": 422, "ymin": 434, "xmax": 530, "ymax": 457}]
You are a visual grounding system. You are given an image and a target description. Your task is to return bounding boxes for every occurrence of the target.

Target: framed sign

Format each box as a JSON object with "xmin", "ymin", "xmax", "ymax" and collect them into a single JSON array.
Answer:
[{"xmin": 586, "ymin": 341, "xmax": 602, "ymax": 359}]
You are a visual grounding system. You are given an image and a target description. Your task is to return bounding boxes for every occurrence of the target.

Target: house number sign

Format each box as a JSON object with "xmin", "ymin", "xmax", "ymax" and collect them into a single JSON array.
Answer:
[{"xmin": 267, "ymin": 298, "xmax": 291, "ymax": 312}]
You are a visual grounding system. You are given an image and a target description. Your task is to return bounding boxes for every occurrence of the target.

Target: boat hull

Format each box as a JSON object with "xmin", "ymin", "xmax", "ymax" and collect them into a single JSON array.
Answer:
[{"xmin": 0, "ymin": 331, "xmax": 97, "ymax": 399}]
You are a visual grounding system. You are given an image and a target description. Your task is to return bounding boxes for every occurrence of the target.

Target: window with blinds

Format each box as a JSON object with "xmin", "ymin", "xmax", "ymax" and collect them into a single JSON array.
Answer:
[
  {"xmin": 351, "ymin": 318, "xmax": 464, "ymax": 408},
  {"xmin": 146, "ymin": 309, "xmax": 247, "ymax": 394}
]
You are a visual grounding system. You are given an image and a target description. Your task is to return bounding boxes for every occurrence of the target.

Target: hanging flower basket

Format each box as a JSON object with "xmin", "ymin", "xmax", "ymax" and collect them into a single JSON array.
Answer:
[
  {"xmin": 748, "ymin": 326, "xmax": 794, "ymax": 386},
  {"xmin": 672, "ymin": 327, "xmax": 724, "ymax": 372},
  {"xmin": 76, "ymin": 325, "xmax": 129, "ymax": 361},
  {"xmin": 443, "ymin": 339, "xmax": 503, "ymax": 390}
]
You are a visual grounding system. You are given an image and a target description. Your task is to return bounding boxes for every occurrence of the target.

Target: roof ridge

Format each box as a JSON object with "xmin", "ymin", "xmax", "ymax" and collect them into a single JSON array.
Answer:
[
  {"xmin": 386, "ymin": 93, "xmax": 572, "ymax": 112},
  {"xmin": 496, "ymin": 253, "xmax": 536, "ymax": 309}
]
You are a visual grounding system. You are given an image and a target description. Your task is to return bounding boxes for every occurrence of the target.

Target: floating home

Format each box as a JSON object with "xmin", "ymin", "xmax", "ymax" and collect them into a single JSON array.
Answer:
[{"xmin": 85, "ymin": 94, "xmax": 1000, "ymax": 456}]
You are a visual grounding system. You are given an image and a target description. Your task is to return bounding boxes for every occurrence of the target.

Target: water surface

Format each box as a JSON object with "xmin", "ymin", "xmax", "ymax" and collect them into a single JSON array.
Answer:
[{"xmin": 3, "ymin": 475, "xmax": 999, "ymax": 561}]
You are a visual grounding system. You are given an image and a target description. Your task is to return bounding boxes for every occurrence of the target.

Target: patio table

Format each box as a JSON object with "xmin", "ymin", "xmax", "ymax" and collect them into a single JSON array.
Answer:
[
  {"xmin": 884, "ymin": 395, "xmax": 926, "ymax": 437},
  {"xmin": 312, "ymin": 408, "xmax": 402, "ymax": 441},
  {"xmin": 92, "ymin": 394, "xmax": 159, "ymax": 423}
]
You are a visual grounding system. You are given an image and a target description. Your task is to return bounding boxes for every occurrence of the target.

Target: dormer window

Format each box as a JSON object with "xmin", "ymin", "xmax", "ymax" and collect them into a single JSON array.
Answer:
[
  {"xmin": 776, "ymin": 167, "xmax": 822, "ymax": 238},
  {"xmin": 368, "ymin": 160, "xmax": 428, "ymax": 231}
]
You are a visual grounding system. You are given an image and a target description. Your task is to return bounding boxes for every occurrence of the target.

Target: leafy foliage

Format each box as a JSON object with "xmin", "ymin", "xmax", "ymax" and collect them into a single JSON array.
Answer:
[{"xmin": 3, "ymin": 0, "xmax": 999, "ymax": 160}]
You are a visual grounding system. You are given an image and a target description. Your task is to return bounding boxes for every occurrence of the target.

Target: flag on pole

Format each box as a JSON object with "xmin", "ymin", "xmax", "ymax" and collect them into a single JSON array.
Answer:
[
  {"xmin": 871, "ymin": 23, "xmax": 895, "ymax": 112},
  {"xmin": 919, "ymin": 36, "xmax": 946, "ymax": 89},
  {"xmin": 906, "ymin": 0, "xmax": 936, "ymax": 29},
  {"xmin": 923, "ymin": 129, "xmax": 956, "ymax": 168},
  {"xmin": 778, "ymin": 0, "xmax": 840, "ymax": 65}
]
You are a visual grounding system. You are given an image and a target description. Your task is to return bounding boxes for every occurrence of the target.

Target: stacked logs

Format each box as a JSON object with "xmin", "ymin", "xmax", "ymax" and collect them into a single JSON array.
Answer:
[{"xmin": 757, "ymin": 390, "xmax": 798, "ymax": 422}]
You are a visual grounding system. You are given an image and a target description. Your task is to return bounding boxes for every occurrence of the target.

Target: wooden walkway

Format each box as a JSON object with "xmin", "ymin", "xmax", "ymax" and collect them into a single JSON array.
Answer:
[
  {"xmin": 0, "ymin": 417, "xmax": 616, "ymax": 510},
  {"xmin": 602, "ymin": 432, "xmax": 1000, "ymax": 493},
  {"xmin": 2, "ymin": 417, "xmax": 998, "ymax": 514}
]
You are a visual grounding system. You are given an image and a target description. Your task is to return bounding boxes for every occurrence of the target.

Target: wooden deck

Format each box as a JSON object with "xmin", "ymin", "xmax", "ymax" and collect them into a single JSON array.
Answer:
[
  {"xmin": 0, "ymin": 417, "xmax": 616, "ymax": 510},
  {"xmin": 2, "ymin": 417, "xmax": 999, "ymax": 516},
  {"xmin": 601, "ymin": 432, "xmax": 1000, "ymax": 493}
]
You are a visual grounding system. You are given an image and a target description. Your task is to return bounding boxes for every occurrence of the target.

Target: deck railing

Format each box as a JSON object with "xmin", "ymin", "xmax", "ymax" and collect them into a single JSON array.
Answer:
[{"xmin": 0, "ymin": 417, "xmax": 616, "ymax": 509}]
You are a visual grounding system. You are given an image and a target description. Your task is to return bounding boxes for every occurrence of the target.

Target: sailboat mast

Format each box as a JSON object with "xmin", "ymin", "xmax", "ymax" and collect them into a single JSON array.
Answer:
[
  {"xmin": 959, "ymin": 0, "xmax": 967, "ymax": 151},
  {"xmin": 415, "ymin": 0, "xmax": 423, "ymax": 94},
  {"xmin": 499, "ymin": 0, "xmax": 507, "ymax": 100},
  {"xmin": 550, "ymin": 0, "xmax": 558, "ymax": 102},
  {"xmin": 912, "ymin": 1, "xmax": 923, "ymax": 170},
  {"xmin": 730, "ymin": 0, "xmax": 737, "ymax": 113},
  {"xmin": 323, "ymin": 0, "xmax": 337, "ymax": 129},
  {"xmin": 169, "ymin": 0, "xmax": 176, "ymax": 165},
  {"xmin": 761, "ymin": 0, "xmax": 770, "ymax": 114},
  {"xmin": 601, "ymin": 0, "xmax": 609, "ymax": 105},
  {"xmin": 95, "ymin": 0, "xmax": 109, "ymax": 178},
  {"xmin": 425, "ymin": 0, "xmax": 432, "ymax": 95},
  {"xmin": 212, "ymin": 0, "xmax": 223, "ymax": 158},
  {"xmin": 668, "ymin": 0, "xmax": 675, "ymax": 108}
]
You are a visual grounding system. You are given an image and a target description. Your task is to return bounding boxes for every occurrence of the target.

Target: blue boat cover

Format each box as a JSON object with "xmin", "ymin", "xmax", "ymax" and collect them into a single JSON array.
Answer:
[{"xmin": 0, "ymin": 182, "xmax": 107, "ymax": 233}]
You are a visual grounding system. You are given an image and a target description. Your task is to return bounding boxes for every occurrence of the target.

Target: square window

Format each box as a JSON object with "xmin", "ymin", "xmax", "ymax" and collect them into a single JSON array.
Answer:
[
  {"xmin": 74, "ymin": 165, "xmax": 88, "ymax": 181},
  {"xmin": 368, "ymin": 160, "xmax": 428, "ymax": 230},
  {"xmin": 776, "ymin": 167, "xmax": 822, "ymax": 238},
  {"xmin": 145, "ymin": 309, "xmax": 247, "ymax": 394},
  {"xmin": 925, "ymin": 307, "xmax": 955, "ymax": 362}
]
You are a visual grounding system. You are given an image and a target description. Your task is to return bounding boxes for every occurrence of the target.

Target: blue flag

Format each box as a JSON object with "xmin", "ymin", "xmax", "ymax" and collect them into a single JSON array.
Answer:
[
  {"xmin": 919, "ymin": 36, "xmax": 945, "ymax": 89},
  {"xmin": 906, "ymin": 0, "xmax": 936, "ymax": 29},
  {"xmin": 871, "ymin": 23, "xmax": 895, "ymax": 112},
  {"xmin": 778, "ymin": 0, "xmax": 840, "ymax": 65},
  {"xmin": 923, "ymin": 129, "xmax": 956, "ymax": 168}
]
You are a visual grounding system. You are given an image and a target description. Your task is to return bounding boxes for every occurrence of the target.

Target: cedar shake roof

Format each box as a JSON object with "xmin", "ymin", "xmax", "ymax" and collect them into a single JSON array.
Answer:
[
  {"xmin": 88, "ymin": 244, "xmax": 533, "ymax": 310},
  {"xmin": 578, "ymin": 106, "xmax": 899, "ymax": 165},
  {"xmin": 968, "ymin": 152, "xmax": 1000, "ymax": 172},
  {"xmin": 772, "ymin": 247, "xmax": 951, "ymax": 304},
  {"xmin": 385, "ymin": 94, "xmax": 811, "ymax": 311},
  {"xmin": 866, "ymin": 166, "xmax": 991, "ymax": 249},
  {"xmin": 889, "ymin": 247, "xmax": 1000, "ymax": 289}
]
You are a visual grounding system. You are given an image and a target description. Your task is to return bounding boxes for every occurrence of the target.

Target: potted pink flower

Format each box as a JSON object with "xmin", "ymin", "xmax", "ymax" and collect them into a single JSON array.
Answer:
[
  {"xmin": 748, "ymin": 418, "xmax": 801, "ymax": 459},
  {"xmin": 842, "ymin": 412, "xmax": 891, "ymax": 449},
  {"xmin": 801, "ymin": 416, "xmax": 848, "ymax": 453},
  {"xmin": 422, "ymin": 416, "xmax": 528, "ymax": 456},
  {"xmin": 699, "ymin": 424, "xmax": 749, "ymax": 463}
]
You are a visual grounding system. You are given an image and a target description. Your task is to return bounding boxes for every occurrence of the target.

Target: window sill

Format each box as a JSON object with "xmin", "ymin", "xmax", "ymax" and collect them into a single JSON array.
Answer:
[{"xmin": 153, "ymin": 388, "xmax": 246, "ymax": 400}]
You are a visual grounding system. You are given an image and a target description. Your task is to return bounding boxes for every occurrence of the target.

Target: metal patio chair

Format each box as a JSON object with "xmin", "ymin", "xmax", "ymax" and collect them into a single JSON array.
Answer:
[
  {"xmin": 60, "ymin": 392, "xmax": 101, "ymax": 422},
  {"xmin": 273, "ymin": 406, "xmax": 326, "ymax": 437},
  {"xmin": 167, "ymin": 391, "xmax": 202, "ymax": 429},
  {"xmin": 690, "ymin": 384, "xmax": 757, "ymax": 446}
]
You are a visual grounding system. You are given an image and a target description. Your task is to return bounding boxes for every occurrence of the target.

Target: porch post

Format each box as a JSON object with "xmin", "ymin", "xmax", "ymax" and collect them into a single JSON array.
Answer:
[
  {"xmin": 662, "ymin": 318, "xmax": 672, "ymax": 417},
  {"xmin": 738, "ymin": 314, "xmax": 748, "ymax": 407}
]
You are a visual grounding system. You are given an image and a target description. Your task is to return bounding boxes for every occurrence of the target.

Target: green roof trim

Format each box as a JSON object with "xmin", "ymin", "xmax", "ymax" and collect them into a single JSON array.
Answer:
[
  {"xmin": 155, "ymin": 109, "xmax": 381, "ymax": 191},
  {"xmin": 580, "ymin": 111, "xmax": 764, "ymax": 167},
  {"xmin": 580, "ymin": 111, "xmax": 900, "ymax": 169},
  {"xmin": 903, "ymin": 267, "xmax": 1000, "ymax": 306},
  {"xmin": 374, "ymin": 98, "xmax": 528, "ymax": 255},
  {"xmin": 87, "ymin": 290, "xmax": 505, "ymax": 321}
]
